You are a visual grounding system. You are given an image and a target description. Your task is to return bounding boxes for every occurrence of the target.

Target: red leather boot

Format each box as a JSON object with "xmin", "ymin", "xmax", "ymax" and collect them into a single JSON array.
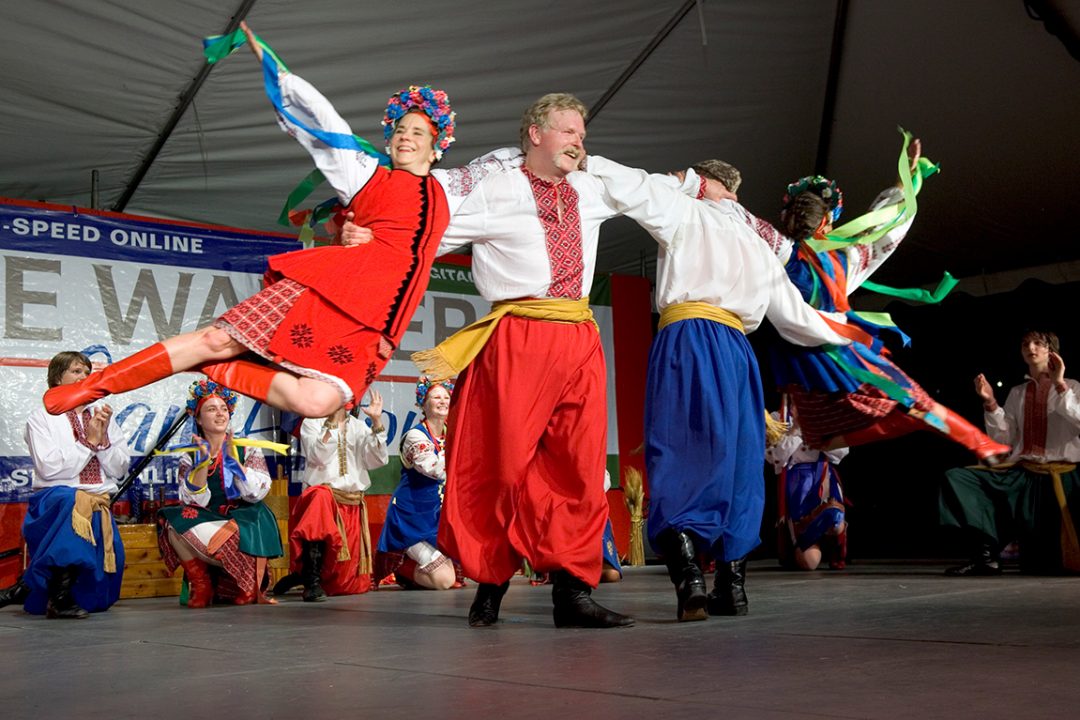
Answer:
[
  {"xmin": 198, "ymin": 359, "xmax": 279, "ymax": 406},
  {"xmin": 939, "ymin": 408, "xmax": 1011, "ymax": 465},
  {"xmin": 44, "ymin": 343, "xmax": 174, "ymax": 414},
  {"xmin": 180, "ymin": 557, "xmax": 214, "ymax": 608}
]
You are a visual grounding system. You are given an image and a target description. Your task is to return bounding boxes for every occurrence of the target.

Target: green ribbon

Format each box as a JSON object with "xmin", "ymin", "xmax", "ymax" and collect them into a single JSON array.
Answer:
[
  {"xmin": 203, "ymin": 29, "xmax": 290, "ymax": 71},
  {"xmin": 806, "ymin": 128, "xmax": 939, "ymax": 253},
  {"xmin": 824, "ymin": 348, "xmax": 911, "ymax": 404},
  {"xmin": 276, "ymin": 168, "xmax": 326, "ymax": 226},
  {"xmin": 860, "ymin": 271, "xmax": 958, "ymax": 304}
]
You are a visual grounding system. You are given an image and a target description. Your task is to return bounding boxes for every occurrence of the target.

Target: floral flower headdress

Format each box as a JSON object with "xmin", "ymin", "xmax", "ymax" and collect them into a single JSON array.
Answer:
[
  {"xmin": 383, "ymin": 85, "xmax": 456, "ymax": 161},
  {"xmin": 783, "ymin": 175, "xmax": 844, "ymax": 223},
  {"xmin": 186, "ymin": 379, "xmax": 239, "ymax": 417},
  {"xmin": 415, "ymin": 375, "xmax": 455, "ymax": 408}
]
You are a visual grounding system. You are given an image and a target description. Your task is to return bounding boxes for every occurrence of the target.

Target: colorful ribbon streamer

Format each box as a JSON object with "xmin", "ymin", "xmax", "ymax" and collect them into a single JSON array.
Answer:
[{"xmin": 202, "ymin": 29, "xmax": 390, "ymax": 239}]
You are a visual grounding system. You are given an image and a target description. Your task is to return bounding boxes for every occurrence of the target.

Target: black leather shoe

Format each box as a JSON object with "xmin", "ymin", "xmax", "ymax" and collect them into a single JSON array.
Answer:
[
  {"xmin": 45, "ymin": 567, "xmax": 88, "ymax": 619},
  {"xmin": 945, "ymin": 560, "xmax": 1003, "ymax": 576},
  {"xmin": 0, "ymin": 577, "xmax": 30, "ymax": 609},
  {"xmin": 468, "ymin": 581, "xmax": 509, "ymax": 627},
  {"xmin": 272, "ymin": 572, "xmax": 301, "ymax": 596},
  {"xmin": 551, "ymin": 571, "xmax": 635, "ymax": 628},
  {"xmin": 656, "ymin": 529, "xmax": 707, "ymax": 622},
  {"xmin": 707, "ymin": 557, "xmax": 749, "ymax": 616},
  {"xmin": 301, "ymin": 541, "xmax": 328, "ymax": 602},
  {"xmin": 945, "ymin": 541, "xmax": 1003, "ymax": 577}
]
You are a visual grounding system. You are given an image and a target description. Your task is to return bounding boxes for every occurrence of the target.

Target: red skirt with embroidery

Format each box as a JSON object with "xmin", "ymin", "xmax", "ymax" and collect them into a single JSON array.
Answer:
[
  {"xmin": 789, "ymin": 379, "xmax": 935, "ymax": 449},
  {"xmin": 215, "ymin": 278, "xmax": 387, "ymax": 403}
]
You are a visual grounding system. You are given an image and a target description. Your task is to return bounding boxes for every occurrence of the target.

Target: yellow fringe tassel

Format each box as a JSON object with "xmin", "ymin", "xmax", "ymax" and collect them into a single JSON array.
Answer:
[{"xmin": 622, "ymin": 467, "xmax": 646, "ymax": 566}]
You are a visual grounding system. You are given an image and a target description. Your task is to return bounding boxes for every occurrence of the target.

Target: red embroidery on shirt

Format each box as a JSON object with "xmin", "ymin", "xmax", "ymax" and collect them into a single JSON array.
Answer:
[
  {"xmin": 66, "ymin": 409, "xmax": 102, "ymax": 485},
  {"xmin": 522, "ymin": 167, "xmax": 584, "ymax": 299},
  {"xmin": 1021, "ymin": 380, "xmax": 1050, "ymax": 457}
]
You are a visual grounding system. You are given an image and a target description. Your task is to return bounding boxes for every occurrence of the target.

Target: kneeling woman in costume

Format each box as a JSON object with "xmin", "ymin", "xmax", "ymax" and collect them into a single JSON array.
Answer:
[
  {"xmin": 768, "ymin": 411, "xmax": 849, "ymax": 570},
  {"xmin": 157, "ymin": 381, "xmax": 285, "ymax": 607},
  {"xmin": 374, "ymin": 377, "xmax": 458, "ymax": 590}
]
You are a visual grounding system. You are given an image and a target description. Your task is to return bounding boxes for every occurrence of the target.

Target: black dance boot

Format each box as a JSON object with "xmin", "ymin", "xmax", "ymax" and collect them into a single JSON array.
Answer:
[
  {"xmin": 656, "ymin": 529, "xmax": 708, "ymax": 622},
  {"xmin": 301, "ymin": 541, "xmax": 328, "ymax": 602},
  {"xmin": 0, "ymin": 577, "xmax": 30, "ymax": 609},
  {"xmin": 46, "ymin": 567, "xmax": 88, "ymax": 619},
  {"xmin": 467, "ymin": 581, "xmax": 510, "ymax": 627},
  {"xmin": 551, "ymin": 570, "xmax": 635, "ymax": 628},
  {"xmin": 272, "ymin": 572, "xmax": 302, "ymax": 596},
  {"xmin": 707, "ymin": 557, "xmax": 749, "ymax": 616},
  {"xmin": 945, "ymin": 540, "xmax": 1002, "ymax": 576}
]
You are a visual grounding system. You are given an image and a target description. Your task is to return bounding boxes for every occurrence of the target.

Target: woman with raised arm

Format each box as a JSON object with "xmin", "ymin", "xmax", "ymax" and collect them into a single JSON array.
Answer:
[{"xmin": 44, "ymin": 23, "xmax": 480, "ymax": 420}]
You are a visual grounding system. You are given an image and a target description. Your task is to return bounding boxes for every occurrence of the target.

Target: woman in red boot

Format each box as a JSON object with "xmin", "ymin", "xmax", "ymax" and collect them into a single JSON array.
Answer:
[
  {"xmin": 44, "ymin": 22, "xmax": 465, "ymax": 420},
  {"xmin": 157, "ymin": 381, "xmax": 285, "ymax": 607},
  {"xmin": 720, "ymin": 133, "xmax": 1009, "ymax": 464}
]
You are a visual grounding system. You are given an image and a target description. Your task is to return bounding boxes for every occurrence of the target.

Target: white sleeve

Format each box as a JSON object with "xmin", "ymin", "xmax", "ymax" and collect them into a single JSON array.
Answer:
[
  {"xmin": 985, "ymin": 386, "xmax": 1021, "ymax": 446},
  {"xmin": 276, "ymin": 71, "xmax": 378, "ymax": 203},
  {"xmin": 300, "ymin": 418, "xmax": 337, "ymax": 468},
  {"xmin": 733, "ymin": 203, "xmax": 795, "ymax": 264},
  {"xmin": 587, "ymin": 155, "xmax": 691, "ymax": 251},
  {"xmin": 177, "ymin": 455, "xmax": 211, "ymax": 508},
  {"xmin": 842, "ymin": 186, "xmax": 914, "ymax": 293},
  {"xmin": 97, "ymin": 418, "xmax": 131, "ymax": 480},
  {"xmin": 351, "ymin": 417, "xmax": 389, "ymax": 470},
  {"xmin": 766, "ymin": 430, "xmax": 803, "ymax": 473},
  {"xmin": 1050, "ymin": 379, "xmax": 1080, "ymax": 430},
  {"xmin": 235, "ymin": 448, "xmax": 272, "ymax": 503},
  {"xmin": 24, "ymin": 411, "xmax": 95, "ymax": 488},
  {"xmin": 401, "ymin": 429, "xmax": 445, "ymax": 481},
  {"xmin": 763, "ymin": 247, "xmax": 850, "ymax": 347},
  {"xmin": 432, "ymin": 146, "xmax": 523, "ymax": 216},
  {"xmin": 437, "ymin": 182, "xmax": 488, "ymax": 255}
]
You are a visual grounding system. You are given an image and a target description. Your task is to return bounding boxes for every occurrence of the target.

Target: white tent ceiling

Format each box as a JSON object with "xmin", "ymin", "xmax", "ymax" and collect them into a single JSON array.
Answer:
[{"xmin": 3, "ymin": 0, "xmax": 1078, "ymax": 290}]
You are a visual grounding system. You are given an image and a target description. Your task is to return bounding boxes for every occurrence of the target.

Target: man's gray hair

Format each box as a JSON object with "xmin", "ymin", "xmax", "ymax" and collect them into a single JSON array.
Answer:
[{"xmin": 691, "ymin": 159, "xmax": 742, "ymax": 193}]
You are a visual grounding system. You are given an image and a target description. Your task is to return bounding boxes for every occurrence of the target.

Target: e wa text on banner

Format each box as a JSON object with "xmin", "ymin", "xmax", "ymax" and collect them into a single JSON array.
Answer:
[{"xmin": 0, "ymin": 198, "xmax": 620, "ymax": 502}]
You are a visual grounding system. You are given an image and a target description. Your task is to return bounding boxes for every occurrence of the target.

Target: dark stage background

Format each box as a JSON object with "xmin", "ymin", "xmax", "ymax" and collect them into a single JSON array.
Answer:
[{"xmin": 747, "ymin": 278, "xmax": 1078, "ymax": 562}]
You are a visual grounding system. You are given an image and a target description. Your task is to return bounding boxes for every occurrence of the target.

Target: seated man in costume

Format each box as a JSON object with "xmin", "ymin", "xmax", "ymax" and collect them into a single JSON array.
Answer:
[
  {"xmin": 274, "ymin": 389, "xmax": 388, "ymax": 601},
  {"xmin": 374, "ymin": 377, "xmax": 459, "ymax": 590},
  {"xmin": 8, "ymin": 351, "xmax": 129, "ymax": 618},
  {"xmin": 768, "ymin": 410, "xmax": 850, "ymax": 571},
  {"xmin": 157, "ymin": 380, "xmax": 285, "ymax": 607},
  {"xmin": 940, "ymin": 331, "xmax": 1080, "ymax": 575}
]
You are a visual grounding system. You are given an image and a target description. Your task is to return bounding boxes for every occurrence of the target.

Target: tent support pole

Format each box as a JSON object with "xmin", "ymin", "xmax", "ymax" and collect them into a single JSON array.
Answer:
[
  {"xmin": 112, "ymin": 0, "xmax": 260, "ymax": 212},
  {"xmin": 814, "ymin": 0, "xmax": 849, "ymax": 177},
  {"xmin": 587, "ymin": 0, "xmax": 697, "ymax": 125}
]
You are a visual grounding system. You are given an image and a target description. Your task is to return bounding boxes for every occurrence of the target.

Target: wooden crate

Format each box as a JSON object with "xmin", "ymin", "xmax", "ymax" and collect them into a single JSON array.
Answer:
[{"xmin": 118, "ymin": 523, "xmax": 182, "ymax": 599}]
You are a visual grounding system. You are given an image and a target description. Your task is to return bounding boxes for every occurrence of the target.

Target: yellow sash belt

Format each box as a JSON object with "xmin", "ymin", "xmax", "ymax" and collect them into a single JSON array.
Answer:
[
  {"xmin": 412, "ymin": 298, "xmax": 595, "ymax": 381},
  {"xmin": 659, "ymin": 302, "xmax": 787, "ymax": 445},
  {"xmin": 1020, "ymin": 461, "xmax": 1080, "ymax": 571},
  {"xmin": 72, "ymin": 490, "xmax": 117, "ymax": 574},
  {"xmin": 330, "ymin": 488, "xmax": 372, "ymax": 575},
  {"xmin": 659, "ymin": 301, "xmax": 745, "ymax": 333}
]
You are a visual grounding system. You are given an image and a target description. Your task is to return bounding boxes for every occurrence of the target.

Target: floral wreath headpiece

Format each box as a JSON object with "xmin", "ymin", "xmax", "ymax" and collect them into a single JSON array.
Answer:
[
  {"xmin": 382, "ymin": 85, "xmax": 456, "ymax": 161},
  {"xmin": 783, "ymin": 175, "xmax": 844, "ymax": 223},
  {"xmin": 415, "ymin": 375, "xmax": 455, "ymax": 408},
  {"xmin": 186, "ymin": 379, "xmax": 239, "ymax": 417}
]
